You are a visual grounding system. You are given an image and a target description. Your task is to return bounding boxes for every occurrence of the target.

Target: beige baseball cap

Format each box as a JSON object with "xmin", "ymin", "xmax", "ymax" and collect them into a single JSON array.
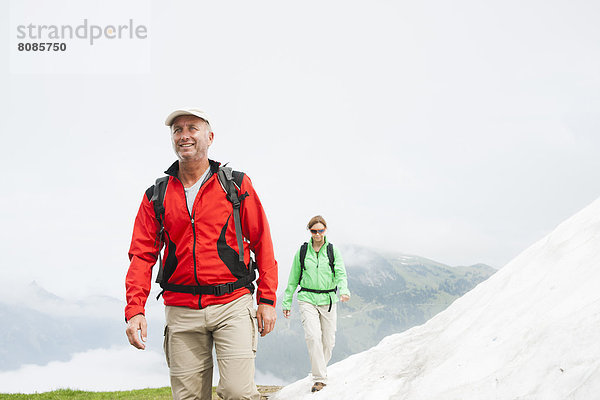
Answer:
[{"xmin": 165, "ymin": 108, "xmax": 210, "ymax": 126}]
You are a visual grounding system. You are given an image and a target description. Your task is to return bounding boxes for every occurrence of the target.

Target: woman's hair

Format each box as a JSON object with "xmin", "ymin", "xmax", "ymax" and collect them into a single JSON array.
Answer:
[{"xmin": 307, "ymin": 215, "xmax": 327, "ymax": 230}]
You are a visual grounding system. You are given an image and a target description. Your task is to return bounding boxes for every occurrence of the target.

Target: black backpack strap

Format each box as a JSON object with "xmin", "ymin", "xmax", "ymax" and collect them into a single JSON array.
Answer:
[
  {"xmin": 327, "ymin": 242, "xmax": 335, "ymax": 276},
  {"xmin": 151, "ymin": 176, "xmax": 169, "ymax": 285},
  {"xmin": 298, "ymin": 242, "xmax": 308, "ymax": 287},
  {"xmin": 217, "ymin": 166, "xmax": 246, "ymax": 264},
  {"xmin": 151, "ymin": 176, "xmax": 169, "ymax": 229}
]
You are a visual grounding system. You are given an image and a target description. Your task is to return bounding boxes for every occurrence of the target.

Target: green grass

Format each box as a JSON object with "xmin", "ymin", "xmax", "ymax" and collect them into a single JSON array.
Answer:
[
  {"xmin": 0, "ymin": 388, "xmax": 173, "ymax": 400},
  {"xmin": 0, "ymin": 386, "xmax": 281, "ymax": 399}
]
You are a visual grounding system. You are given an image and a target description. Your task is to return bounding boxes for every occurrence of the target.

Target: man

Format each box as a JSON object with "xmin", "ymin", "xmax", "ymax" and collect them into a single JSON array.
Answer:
[{"xmin": 125, "ymin": 108, "xmax": 278, "ymax": 400}]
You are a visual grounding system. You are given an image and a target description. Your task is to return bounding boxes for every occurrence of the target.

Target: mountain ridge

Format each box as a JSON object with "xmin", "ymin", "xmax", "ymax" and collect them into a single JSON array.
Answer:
[{"xmin": 257, "ymin": 244, "xmax": 495, "ymax": 380}]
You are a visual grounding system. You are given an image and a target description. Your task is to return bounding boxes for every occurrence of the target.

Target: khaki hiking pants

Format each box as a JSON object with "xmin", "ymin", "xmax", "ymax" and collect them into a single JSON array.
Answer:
[
  {"xmin": 298, "ymin": 300, "xmax": 337, "ymax": 383},
  {"xmin": 164, "ymin": 294, "xmax": 260, "ymax": 400}
]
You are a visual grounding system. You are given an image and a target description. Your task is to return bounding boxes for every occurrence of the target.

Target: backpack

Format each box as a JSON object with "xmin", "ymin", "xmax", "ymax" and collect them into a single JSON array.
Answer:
[
  {"xmin": 151, "ymin": 165, "xmax": 255, "ymax": 298},
  {"xmin": 297, "ymin": 242, "xmax": 337, "ymax": 311}
]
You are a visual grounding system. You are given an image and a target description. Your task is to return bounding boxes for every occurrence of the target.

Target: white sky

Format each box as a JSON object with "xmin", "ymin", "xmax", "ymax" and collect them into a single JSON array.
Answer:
[{"xmin": 1, "ymin": 0, "xmax": 600, "ymax": 301}]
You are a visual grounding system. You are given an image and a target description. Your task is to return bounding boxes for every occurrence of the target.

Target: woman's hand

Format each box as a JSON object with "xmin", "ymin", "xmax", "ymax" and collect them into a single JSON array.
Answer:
[
  {"xmin": 340, "ymin": 294, "xmax": 350, "ymax": 302},
  {"xmin": 283, "ymin": 309, "xmax": 291, "ymax": 319}
]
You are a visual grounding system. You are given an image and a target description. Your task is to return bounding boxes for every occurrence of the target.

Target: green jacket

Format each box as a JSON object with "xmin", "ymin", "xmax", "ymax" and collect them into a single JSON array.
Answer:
[{"xmin": 281, "ymin": 237, "xmax": 350, "ymax": 310}]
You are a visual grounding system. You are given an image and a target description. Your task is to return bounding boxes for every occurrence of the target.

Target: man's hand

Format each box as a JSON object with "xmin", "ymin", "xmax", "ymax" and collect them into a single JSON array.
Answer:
[
  {"xmin": 126, "ymin": 314, "xmax": 148, "ymax": 350},
  {"xmin": 340, "ymin": 294, "xmax": 350, "ymax": 302},
  {"xmin": 256, "ymin": 304, "xmax": 276, "ymax": 337}
]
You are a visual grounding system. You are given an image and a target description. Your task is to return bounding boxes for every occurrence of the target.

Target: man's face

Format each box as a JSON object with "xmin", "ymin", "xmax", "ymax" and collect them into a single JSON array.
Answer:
[{"xmin": 170, "ymin": 115, "xmax": 214, "ymax": 162}]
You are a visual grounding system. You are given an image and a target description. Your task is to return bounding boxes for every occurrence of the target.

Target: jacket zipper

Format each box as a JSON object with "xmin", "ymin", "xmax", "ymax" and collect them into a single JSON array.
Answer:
[
  {"xmin": 191, "ymin": 212, "xmax": 200, "ymax": 280},
  {"xmin": 176, "ymin": 175, "xmax": 202, "ymax": 308},
  {"xmin": 316, "ymin": 246, "xmax": 321, "ymax": 269},
  {"xmin": 191, "ymin": 212, "xmax": 202, "ymax": 308},
  {"xmin": 315, "ymin": 245, "xmax": 321, "ymax": 288}
]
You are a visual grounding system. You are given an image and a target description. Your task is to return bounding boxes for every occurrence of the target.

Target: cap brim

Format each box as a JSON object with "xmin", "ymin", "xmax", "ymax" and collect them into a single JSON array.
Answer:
[{"xmin": 165, "ymin": 110, "xmax": 210, "ymax": 126}]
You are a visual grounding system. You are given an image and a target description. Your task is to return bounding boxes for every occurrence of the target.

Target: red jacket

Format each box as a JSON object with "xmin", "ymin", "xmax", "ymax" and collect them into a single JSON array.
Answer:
[{"xmin": 125, "ymin": 160, "xmax": 278, "ymax": 321}]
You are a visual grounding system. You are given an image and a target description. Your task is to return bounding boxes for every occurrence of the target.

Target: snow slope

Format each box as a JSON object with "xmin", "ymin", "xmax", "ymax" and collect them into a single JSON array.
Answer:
[{"xmin": 274, "ymin": 197, "xmax": 600, "ymax": 399}]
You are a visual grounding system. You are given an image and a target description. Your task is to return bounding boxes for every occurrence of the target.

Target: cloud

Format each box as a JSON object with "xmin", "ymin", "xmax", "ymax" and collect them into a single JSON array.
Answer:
[
  {"xmin": 0, "ymin": 347, "xmax": 169, "ymax": 394},
  {"xmin": 0, "ymin": 344, "xmax": 288, "ymax": 394}
]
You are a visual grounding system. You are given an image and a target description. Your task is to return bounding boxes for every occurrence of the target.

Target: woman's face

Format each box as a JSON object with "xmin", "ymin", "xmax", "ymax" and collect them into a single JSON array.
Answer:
[{"xmin": 309, "ymin": 222, "xmax": 326, "ymax": 244}]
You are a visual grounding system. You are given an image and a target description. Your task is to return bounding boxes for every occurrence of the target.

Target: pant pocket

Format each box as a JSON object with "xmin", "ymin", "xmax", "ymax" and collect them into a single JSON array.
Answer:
[
  {"xmin": 247, "ymin": 307, "xmax": 258, "ymax": 353},
  {"xmin": 163, "ymin": 325, "xmax": 171, "ymax": 368}
]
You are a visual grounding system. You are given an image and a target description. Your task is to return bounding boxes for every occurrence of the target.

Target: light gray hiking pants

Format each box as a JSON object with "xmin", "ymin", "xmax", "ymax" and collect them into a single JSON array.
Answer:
[
  {"xmin": 298, "ymin": 300, "xmax": 337, "ymax": 383},
  {"xmin": 163, "ymin": 294, "xmax": 260, "ymax": 400}
]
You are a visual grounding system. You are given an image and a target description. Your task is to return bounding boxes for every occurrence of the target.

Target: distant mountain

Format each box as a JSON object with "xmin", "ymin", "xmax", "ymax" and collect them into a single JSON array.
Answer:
[
  {"xmin": 0, "ymin": 282, "xmax": 125, "ymax": 371},
  {"xmin": 0, "ymin": 249, "xmax": 494, "ymax": 383},
  {"xmin": 256, "ymin": 245, "xmax": 495, "ymax": 381}
]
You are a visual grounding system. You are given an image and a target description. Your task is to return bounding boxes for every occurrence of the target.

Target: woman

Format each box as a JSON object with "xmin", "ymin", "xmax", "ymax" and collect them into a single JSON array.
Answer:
[{"xmin": 282, "ymin": 215, "xmax": 350, "ymax": 393}]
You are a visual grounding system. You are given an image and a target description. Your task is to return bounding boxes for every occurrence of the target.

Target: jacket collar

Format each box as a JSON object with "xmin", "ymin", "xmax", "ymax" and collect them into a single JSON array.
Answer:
[{"xmin": 164, "ymin": 159, "xmax": 221, "ymax": 178}]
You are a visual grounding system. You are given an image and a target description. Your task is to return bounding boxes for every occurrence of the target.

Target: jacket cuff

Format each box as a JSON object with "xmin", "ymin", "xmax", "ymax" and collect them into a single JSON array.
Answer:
[
  {"xmin": 125, "ymin": 307, "xmax": 145, "ymax": 322},
  {"xmin": 258, "ymin": 297, "xmax": 275, "ymax": 306}
]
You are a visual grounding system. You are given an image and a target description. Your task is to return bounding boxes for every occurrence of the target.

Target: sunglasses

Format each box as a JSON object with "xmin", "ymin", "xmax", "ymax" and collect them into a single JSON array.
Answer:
[{"xmin": 310, "ymin": 229, "xmax": 325, "ymax": 234}]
